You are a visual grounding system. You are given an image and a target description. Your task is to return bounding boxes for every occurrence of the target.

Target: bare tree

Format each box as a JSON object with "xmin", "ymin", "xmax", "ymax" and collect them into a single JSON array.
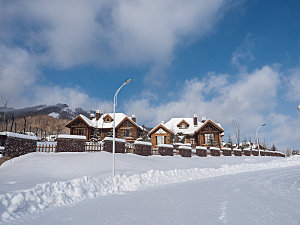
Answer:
[
  {"xmin": 1, "ymin": 97, "xmax": 8, "ymax": 131},
  {"xmin": 233, "ymin": 120, "xmax": 240, "ymax": 148},
  {"xmin": 285, "ymin": 148, "xmax": 292, "ymax": 157}
]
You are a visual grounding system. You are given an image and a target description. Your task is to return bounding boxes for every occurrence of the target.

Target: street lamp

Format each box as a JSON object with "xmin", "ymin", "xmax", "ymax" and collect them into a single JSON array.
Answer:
[
  {"xmin": 112, "ymin": 78, "xmax": 131, "ymax": 177},
  {"xmin": 256, "ymin": 123, "xmax": 266, "ymax": 156},
  {"xmin": 297, "ymin": 104, "xmax": 300, "ymax": 112}
]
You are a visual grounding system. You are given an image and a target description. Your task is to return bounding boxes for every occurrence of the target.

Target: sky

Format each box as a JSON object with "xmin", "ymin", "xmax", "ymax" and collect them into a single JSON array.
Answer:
[{"xmin": 0, "ymin": 0, "xmax": 300, "ymax": 150}]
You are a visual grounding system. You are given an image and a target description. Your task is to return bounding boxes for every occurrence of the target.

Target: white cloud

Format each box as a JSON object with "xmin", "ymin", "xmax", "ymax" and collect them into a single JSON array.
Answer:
[
  {"xmin": 0, "ymin": 44, "xmax": 111, "ymax": 110},
  {"xmin": 0, "ymin": 0, "xmax": 236, "ymax": 108},
  {"xmin": 231, "ymin": 34, "xmax": 255, "ymax": 72},
  {"xmin": 286, "ymin": 68, "xmax": 300, "ymax": 101},
  {"xmin": 126, "ymin": 66, "xmax": 279, "ymax": 127},
  {"xmin": 0, "ymin": 0, "xmax": 231, "ymax": 77},
  {"xmin": 125, "ymin": 66, "xmax": 299, "ymax": 149}
]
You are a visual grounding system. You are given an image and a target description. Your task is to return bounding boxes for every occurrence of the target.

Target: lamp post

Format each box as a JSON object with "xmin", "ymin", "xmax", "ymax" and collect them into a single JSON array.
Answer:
[
  {"xmin": 256, "ymin": 123, "xmax": 266, "ymax": 156},
  {"xmin": 112, "ymin": 78, "xmax": 131, "ymax": 177}
]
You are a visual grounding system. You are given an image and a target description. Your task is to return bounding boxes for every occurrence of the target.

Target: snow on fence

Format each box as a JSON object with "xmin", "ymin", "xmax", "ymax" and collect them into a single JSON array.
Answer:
[
  {"xmin": 35, "ymin": 141, "xmax": 285, "ymax": 157},
  {"xmin": 37, "ymin": 142, "xmax": 103, "ymax": 152}
]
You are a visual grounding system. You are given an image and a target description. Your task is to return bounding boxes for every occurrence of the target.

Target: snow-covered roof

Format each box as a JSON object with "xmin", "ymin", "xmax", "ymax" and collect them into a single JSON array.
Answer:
[
  {"xmin": 150, "ymin": 117, "xmax": 223, "ymax": 135},
  {"xmin": 57, "ymin": 134, "xmax": 86, "ymax": 140},
  {"xmin": 76, "ymin": 113, "xmax": 142, "ymax": 130},
  {"xmin": 134, "ymin": 141, "xmax": 152, "ymax": 146},
  {"xmin": 0, "ymin": 132, "xmax": 39, "ymax": 140}
]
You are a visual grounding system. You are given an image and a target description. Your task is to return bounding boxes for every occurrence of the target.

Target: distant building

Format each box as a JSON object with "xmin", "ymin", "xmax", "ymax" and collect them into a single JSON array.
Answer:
[
  {"xmin": 66, "ymin": 110, "xmax": 143, "ymax": 143},
  {"xmin": 149, "ymin": 114, "xmax": 224, "ymax": 148}
]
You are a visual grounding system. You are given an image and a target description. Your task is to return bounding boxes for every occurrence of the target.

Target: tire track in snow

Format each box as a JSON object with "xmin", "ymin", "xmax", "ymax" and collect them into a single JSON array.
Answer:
[{"xmin": 0, "ymin": 157, "xmax": 300, "ymax": 223}]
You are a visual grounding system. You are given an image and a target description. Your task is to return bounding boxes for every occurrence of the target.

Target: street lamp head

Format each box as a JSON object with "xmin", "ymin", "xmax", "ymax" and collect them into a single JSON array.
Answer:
[
  {"xmin": 261, "ymin": 123, "xmax": 266, "ymax": 127},
  {"xmin": 297, "ymin": 104, "xmax": 300, "ymax": 112},
  {"xmin": 124, "ymin": 78, "xmax": 131, "ymax": 85}
]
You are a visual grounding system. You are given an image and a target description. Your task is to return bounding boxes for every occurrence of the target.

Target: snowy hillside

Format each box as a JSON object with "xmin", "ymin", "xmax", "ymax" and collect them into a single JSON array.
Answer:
[{"xmin": 0, "ymin": 153, "xmax": 300, "ymax": 224}]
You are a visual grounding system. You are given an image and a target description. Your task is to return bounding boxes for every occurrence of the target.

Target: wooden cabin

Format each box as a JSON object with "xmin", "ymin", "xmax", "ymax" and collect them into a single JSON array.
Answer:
[
  {"xmin": 66, "ymin": 111, "xmax": 143, "ymax": 143},
  {"xmin": 149, "ymin": 114, "xmax": 224, "ymax": 148}
]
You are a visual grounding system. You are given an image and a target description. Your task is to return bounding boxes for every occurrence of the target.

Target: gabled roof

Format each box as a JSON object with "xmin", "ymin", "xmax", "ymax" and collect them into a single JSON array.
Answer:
[
  {"xmin": 149, "ymin": 123, "xmax": 174, "ymax": 136},
  {"xmin": 66, "ymin": 113, "xmax": 143, "ymax": 130},
  {"xmin": 150, "ymin": 117, "xmax": 223, "ymax": 136},
  {"xmin": 177, "ymin": 119, "xmax": 189, "ymax": 127},
  {"xmin": 195, "ymin": 119, "xmax": 224, "ymax": 133},
  {"xmin": 66, "ymin": 114, "xmax": 92, "ymax": 128}
]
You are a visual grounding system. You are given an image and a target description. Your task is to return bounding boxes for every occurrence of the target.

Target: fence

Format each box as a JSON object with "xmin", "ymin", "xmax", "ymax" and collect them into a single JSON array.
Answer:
[
  {"xmin": 85, "ymin": 143, "xmax": 102, "ymax": 152},
  {"xmin": 35, "ymin": 142, "xmax": 285, "ymax": 157},
  {"xmin": 36, "ymin": 142, "xmax": 103, "ymax": 152},
  {"xmin": 37, "ymin": 144, "xmax": 56, "ymax": 152}
]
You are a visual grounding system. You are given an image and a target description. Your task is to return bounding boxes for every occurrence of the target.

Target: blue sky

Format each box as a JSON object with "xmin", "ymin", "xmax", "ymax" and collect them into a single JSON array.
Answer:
[{"xmin": 1, "ymin": 0, "xmax": 300, "ymax": 150}]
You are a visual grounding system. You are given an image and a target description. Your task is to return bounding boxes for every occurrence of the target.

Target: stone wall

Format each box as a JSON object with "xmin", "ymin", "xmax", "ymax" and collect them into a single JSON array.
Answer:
[
  {"xmin": 178, "ymin": 146, "xmax": 191, "ymax": 157},
  {"xmin": 103, "ymin": 139, "xmax": 125, "ymax": 153},
  {"xmin": 56, "ymin": 138, "xmax": 85, "ymax": 152},
  {"xmin": 243, "ymin": 149, "xmax": 251, "ymax": 156},
  {"xmin": 0, "ymin": 135, "xmax": 37, "ymax": 157},
  {"xmin": 252, "ymin": 150, "xmax": 259, "ymax": 156},
  {"xmin": 210, "ymin": 147, "xmax": 221, "ymax": 156},
  {"xmin": 233, "ymin": 149, "xmax": 242, "ymax": 156},
  {"xmin": 134, "ymin": 143, "xmax": 152, "ymax": 156},
  {"xmin": 196, "ymin": 147, "xmax": 207, "ymax": 157},
  {"xmin": 158, "ymin": 144, "xmax": 173, "ymax": 156},
  {"xmin": 221, "ymin": 148, "xmax": 231, "ymax": 156}
]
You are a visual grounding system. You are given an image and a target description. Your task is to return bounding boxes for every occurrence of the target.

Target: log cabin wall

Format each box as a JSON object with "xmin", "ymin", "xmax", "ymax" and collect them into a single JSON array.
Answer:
[
  {"xmin": 69, "ymin": 119, "xmax": 90, "ymax": 140},
  {"xmin": 196, "ymin": 122, "xmax": 222, "ymax": 147},
  {"xmin": 116, "ymin": 119, "xmax": 141, "ymax": 143},
  {"xmin": 150, "ymin": 127, "xmax": 172, "ymax": 148}
]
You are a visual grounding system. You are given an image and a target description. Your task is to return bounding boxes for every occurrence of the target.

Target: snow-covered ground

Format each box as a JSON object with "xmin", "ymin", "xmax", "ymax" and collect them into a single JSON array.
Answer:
[{"xmin": 0, "ymin": 152, "xmax": 299, "ymax": 224}]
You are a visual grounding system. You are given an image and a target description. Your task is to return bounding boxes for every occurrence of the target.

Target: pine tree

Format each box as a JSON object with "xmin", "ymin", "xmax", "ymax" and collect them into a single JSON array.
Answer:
[
  {"xmin": 208, "ymin": 134, "xmax": 217, "ymax": 147},
  {"xmin": 90, "ymin": 129, "xmax": 100, "ymax": 142},
  {"xmin": 137, "ymin": 129, "xmax": 151, "ymax": 142},
  {"xmin": 270, "ymin": 144, "xmax": 277, "ymax": 151},
  {"xmin": 227, "ymin": 135, "xmax": 233, "ymax": 148}
]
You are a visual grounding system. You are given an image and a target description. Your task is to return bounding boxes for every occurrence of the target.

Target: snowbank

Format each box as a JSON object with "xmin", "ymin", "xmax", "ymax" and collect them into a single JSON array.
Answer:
[
  {"xmin": 0, "ymin": 132, "xmax": 38, "ymax": 141},
  {"xmin": 1, "ymin": 156, "xmax": 299, "ymax": 222},
  {"xmin": 134, "ymin": 141, "xmax": 152, "ymax": 146},
  {"xmin": 158, "ymin": 144, "xmax": 173, "ymax": 148},
  {"xmin": 103, "ymin": 137, "xmax": 126, "ymax": 142},
  {"xmin": 57, "ymin": 134, "xmax": 86, "ymax": 140}
]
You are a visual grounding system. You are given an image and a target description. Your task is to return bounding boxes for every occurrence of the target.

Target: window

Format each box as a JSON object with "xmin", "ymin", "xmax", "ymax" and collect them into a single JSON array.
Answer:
[
  {"xmin": 180, "ymin": 124, "xmax": 186, "ymax": 129},
  {"xmin": 122, "ymin": 128, "xmax": 132, "ymax": 137},
  {"xmin": 190, "ymin": 138, "xmax": 195, "ymax": 145},
  {"xmin": 156, "ymin": 136, "xmax": 165, "ymax": 145},
  {"xmin": 204, "ymin": 134, "xmax": 215, "ymax": 145},
  {"xmin": 73, "ymin": 128, "xmax": 86, "ymax": 136}
]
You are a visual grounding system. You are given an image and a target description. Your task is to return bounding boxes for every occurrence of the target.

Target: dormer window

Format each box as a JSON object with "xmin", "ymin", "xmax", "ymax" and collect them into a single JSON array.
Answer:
[
  {"xmin": 103, "ymin": 115, "xmax": 113, "ymax": 123},
  {"xmin": 177, "ymin": 120, "xmax": 189, "ymax": 129}
]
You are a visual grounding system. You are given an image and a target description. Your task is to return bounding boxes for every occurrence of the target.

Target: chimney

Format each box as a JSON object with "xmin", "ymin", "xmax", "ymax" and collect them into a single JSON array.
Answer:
[
  {"xmin": 201, "ymin": 117, "xmax": 206, "ymax": 123},
  {"xmin": 161, "ymin": 121, "xmax": 164, "ymax": 124},
  {"xmin": 90, "ymin": 113, "xmax": 95, "ymax": 120},
  {"xmin": 96, "ymin": 110, "xmax": 101, "ymax": 120},
  {"xmin": 132, "ymin": 114, "xmax": 136, "ymax": 123},
  {"xmin": 193, "ymin": 114, "xmax": 198, "ymax": 126}
]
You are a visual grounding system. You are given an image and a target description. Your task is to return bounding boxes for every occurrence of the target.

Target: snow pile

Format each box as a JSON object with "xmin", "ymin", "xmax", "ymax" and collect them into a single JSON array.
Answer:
[
  {"xmin": 0, "ymin": 132, "xmax": 38, "ymax": 141},
  {"xmin": 103, "ymin": 137, "xmax": 126, "ymax": 142},
  {"xmin": 134, "ymin": 141, "xmax": 152, "ymax": 146},
  {"xmin": 57, "ymin": 134, "xmax": 86, "ymax": 140},
  {"xmin": 1, "ymin": 156, "xmax": 300, "ymax": 222}
]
